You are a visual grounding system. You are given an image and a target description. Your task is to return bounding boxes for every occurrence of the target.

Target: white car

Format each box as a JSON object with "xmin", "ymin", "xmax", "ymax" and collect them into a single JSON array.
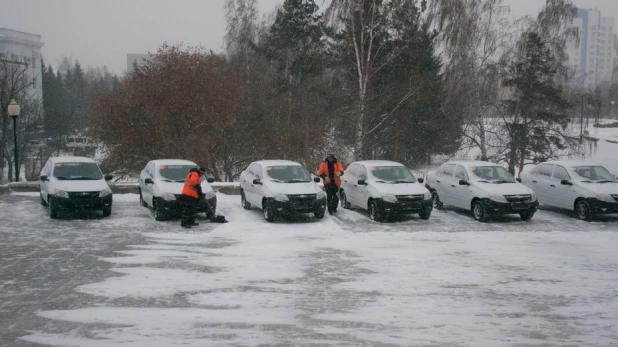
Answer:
[
  {"xmin": 425, "ymin": 161, "xmax": 538, "ymax": 222},
  {"xmin": 520, "ymin": 160, "xmax": 618, "ymax": 221},
  {"xmin": 340, "ymin": 160, "xmax": 433, "ymax": 222},
  {"xmin": 239, "ymin": 160, "xmax": 326, "ymax": 222},
  {"xmin": 39, "ymin": 156, "xmax": 114, "ymax": 219},
  {"xmin": 139, "ymin": 159, "xmax": 216, "ymax": 221}
]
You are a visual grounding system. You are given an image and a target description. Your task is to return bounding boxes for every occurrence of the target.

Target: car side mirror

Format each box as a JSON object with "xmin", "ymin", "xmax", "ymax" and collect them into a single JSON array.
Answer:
[
  {"xmin": 253, "ymin": 179, "xmax": 262, "ymax": 185},
  {"xmin": 144, "ymin": 178, "xmax": 153, "ymax": 184},
  {"xmin": 516, "ymin": 178, "xmax": 522, "ymax": 183},
  {"xmin": 104, "ymin": 174, "xmax": 114, "ymax": 181},
  {"xmin": 206, "ymin": 177, "xmax": 215, "ymax": 183},
  {"xmin": 358, "ymin": 179, "xmax": 367, "ymax": 186},
  {"xmin": 40, "ymin": 175, "xmax": 49, "ymax": 182},
  {"xmin": 459, "ymin": 179, "xmax": 470, "ymax": 186},
  {"xmin": 314, "ymin": 177, "xmax": 320, "ymax": 183},
  {"xmin": 417, "ymin": 178, "xmax": 424, "ymax": 184},
  {"xmin": 561, "ymin": 179, "xmax": 572, "ymax": 186}
]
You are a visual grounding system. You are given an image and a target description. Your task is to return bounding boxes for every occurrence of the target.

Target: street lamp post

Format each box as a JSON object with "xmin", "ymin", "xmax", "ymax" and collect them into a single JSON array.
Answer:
[{"xmin": 7, "ymin": 99, "xmax": 21, "ymax": 182}]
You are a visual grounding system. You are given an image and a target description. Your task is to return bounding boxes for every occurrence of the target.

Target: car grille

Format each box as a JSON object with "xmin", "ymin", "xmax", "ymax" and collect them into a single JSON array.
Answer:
[
  {"xmin": 68, "ymin": 191, "xmax": 99, "ymax": 199},
  {"xmin": 396, "ymin": 195, "xmax": 424, "ymax": 209},
  {"xmin": 504, "ymin": 194, "xmax": 532, "ymax": 203},
  {"xmin": 288, "ymin": 194, "xmax": 317, "ymax": 210}
]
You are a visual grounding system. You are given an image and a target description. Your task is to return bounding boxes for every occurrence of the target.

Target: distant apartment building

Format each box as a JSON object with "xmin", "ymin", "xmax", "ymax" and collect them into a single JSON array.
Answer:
[
  {"xmin": 566, "ymin": 9, "xmax": 617, "ymax": 90},
  {"xmin": 126, "ymin": 54, "xmax": 150, "ymax": 73},
  {"xmin": 0, "ymin": 28, "xmax": 44, "ymax": 101}
]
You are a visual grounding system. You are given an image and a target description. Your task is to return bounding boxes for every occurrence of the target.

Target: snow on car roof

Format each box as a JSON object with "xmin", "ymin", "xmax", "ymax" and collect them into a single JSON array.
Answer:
[
  {"xmin": 445, "ymin": 160, "xmax": 502, "ymax": 168},
  {"xmin": 150, "ymin": 159, "xmax": 197, "ymax": 166},
  {"xmin": 253, "ymin": 160, "xmax": 302, "ymax": 167},
  {"xmin": 355, "ymin": 160, "xmax": 405, "ymax": 167},
  {"xmin": 50, "ymin": 156, "xmax": 96, "ymax": 163}
]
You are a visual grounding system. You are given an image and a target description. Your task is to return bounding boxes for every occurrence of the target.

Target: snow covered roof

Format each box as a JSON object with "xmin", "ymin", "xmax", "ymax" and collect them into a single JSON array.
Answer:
[
  {"xmin": 355, "ymin": 160, "xmax": 404, "ymax": 167},
  {"xmin": 253, "ymin": 160, "xmax": 302, "ymax": 167},
  {"xmin": 546, "ymin": 160, "xmax": 600, "ymax": 167},
  {"xmin": 50, "ymin": 156, "xmax": 97, "ymax": 163},
  {"xmin": 149, "ymin": 159, "xmax": 197, "ymax": 167},
  {"xmin": 446, "ymin": 160, "xmax": 502, "ymax": 168}
]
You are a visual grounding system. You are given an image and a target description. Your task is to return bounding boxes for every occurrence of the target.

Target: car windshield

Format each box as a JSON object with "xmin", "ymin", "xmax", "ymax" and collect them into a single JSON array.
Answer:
[
  {"xmin": 266, "ymin": 165, "xmax": 311, "ymax": 182},
  {"xmin": 470, "ymin": 166, "xmax": 515, "ymax": 183},
  {"xmin": 370, "ymin": 166, "xmax": 416, "ymax": 183},
  {"xmin": 52, "ymin": 162, "xmax": 102, "ymax": 180},
  {"xmin": 570, "ymin": 165, "xmax": 616, "ymax": 182},
  {"xmin": 158, "ymin": 165, "xmax": 197, "ymax": 182}
]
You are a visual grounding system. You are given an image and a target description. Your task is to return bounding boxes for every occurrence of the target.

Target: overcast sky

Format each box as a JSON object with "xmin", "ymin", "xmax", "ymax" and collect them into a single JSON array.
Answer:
[{"xmin": 1, "ymin": 0, "xmax": 616, "ymax": 75}]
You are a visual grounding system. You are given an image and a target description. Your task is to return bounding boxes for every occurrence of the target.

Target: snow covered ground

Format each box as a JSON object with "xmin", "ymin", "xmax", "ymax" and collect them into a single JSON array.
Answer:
[{"xmin": 1, "ymin": 193, "xmax": 617, "ymax": 346}]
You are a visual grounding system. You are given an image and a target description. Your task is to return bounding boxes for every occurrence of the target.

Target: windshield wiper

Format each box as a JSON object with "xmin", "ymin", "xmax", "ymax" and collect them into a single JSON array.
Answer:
[
  {"xmin": 55, "ymin": 176, "xmax": 70, "ymax": 180},
  {"xmin": 595, "ymin": 180, "xmax": 614, "ymax": 183},
  {"xmin": 174, "ymin": 180, "xmax": 186, "ymax": 183},
  {"xmin": 374, "ymin": 180, "xmax": 391, "ymax": 184},
  {"xmin": 492, "ymin": 180, "xmax": 514, "ymax": 184},
  {"xmin": 394, "ymin": 180, "xmax": 414, "ymax": 184},
  {"xmin": 161, "ymin": 179, "xmax": 173, "ymax": 182},
  {"xmin": 477, "ymin": 180, "xmax": 490, "ymax": 183},
  {"xmin": 286, "ymin": 179, "xmax": 310, "ymax": 183},
  {"xmin": 69, "ymin": 176, "xmax": 100, "ymax": 180}
]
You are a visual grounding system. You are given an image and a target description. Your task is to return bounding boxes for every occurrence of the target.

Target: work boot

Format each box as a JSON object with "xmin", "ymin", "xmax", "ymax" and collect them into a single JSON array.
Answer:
[
  {"xmin": 181, "ymin": 224, "xmax": 193, "ymax": 229},
  {"xmin": 192, "ymin": 222, "xmax": 200, "ymax": 226}
]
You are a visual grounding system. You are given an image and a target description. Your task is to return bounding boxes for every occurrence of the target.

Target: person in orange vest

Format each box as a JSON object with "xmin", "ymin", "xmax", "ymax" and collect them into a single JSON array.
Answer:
[
  {"xmin": 181, "ymin": 167, "xmax": 206, "ymax": 228},
  {"xmin": 318, "ymin": 154, "xmax": 345, "ymax": 215}
]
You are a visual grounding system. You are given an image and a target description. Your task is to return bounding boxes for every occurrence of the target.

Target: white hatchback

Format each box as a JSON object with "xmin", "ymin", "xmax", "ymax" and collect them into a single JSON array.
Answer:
[
  {"xmin": 239, "ymin": 160, "xmax": 326, "ymax": 222},
  {"xmin": 425, "ymin": 161, "xmax": 538, "ymax": 222},
  {"xmin": 39, "ymin": 156, "xmax": 113, "ymax": 219},
  {"xmin": 520, "ymin": 161, "xmax": 618, "ymax": 221},
  {"xmin": 340, "ymin": 161, "xmax": 433, "ymax": 222}
]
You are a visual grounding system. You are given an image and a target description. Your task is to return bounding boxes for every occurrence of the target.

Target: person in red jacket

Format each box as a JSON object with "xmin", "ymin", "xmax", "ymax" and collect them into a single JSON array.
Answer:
[
  {"xmin": 318, "ymin": 154, "xmax": 345, "ymax": 214},
  {"xmin": 181, "ymin": 167, "xmax": 206, "ymax": 228}
]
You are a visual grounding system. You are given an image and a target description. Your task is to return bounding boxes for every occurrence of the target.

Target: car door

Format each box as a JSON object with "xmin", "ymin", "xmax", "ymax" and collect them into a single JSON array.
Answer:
[
  {"xmin": 533, "ymin": 164, "xmax": 555, "ymax": 206},
  {"xmin": 549, "ymin": 165, "xmax": 574, "ymax": 209},
  {"xmin": 353, "ymin": 166, "xmax": 370, "ymax": 209},
  {"xmin": 451, "ymin": 165, "xmax": 471, "ymax": 209},
  {"xmin": 341, "ymin": 164, "xmax": 359, "ymax": 207},
  {"xmin": 142, "ymin": 162, "xmax": 155, "ymax": 205},
  {"xmin": 435, "ymin": 164, "xmax": 456, "ymax": 205},
  {"xmin": 248, "ymin": 164, "xmax": 264, "ymax": 207}
]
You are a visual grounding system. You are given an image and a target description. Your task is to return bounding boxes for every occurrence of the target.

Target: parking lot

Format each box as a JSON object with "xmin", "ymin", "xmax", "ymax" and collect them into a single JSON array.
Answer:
[{"xmin": 1, "ymin": 192, "xmax": 617, "ymax": 346}]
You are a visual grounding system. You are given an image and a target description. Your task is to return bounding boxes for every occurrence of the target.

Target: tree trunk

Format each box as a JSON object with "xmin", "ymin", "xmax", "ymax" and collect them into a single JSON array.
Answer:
[{"xmin": 478, "ymin": 120, "xmax": 488, "ymax": 161}]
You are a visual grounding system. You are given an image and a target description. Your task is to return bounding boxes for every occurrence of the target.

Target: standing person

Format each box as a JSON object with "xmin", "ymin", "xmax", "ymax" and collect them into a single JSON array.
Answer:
[
  {"xmin": 318, "ymin": 154, "xmax": 345, "ymax": 215},
  {"xmin": 180, "ymin": 167, "xmax": 206, "ymax": 228}
]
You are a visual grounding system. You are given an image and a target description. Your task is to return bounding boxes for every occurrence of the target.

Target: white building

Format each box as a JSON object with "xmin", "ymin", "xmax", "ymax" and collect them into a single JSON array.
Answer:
[
  {"xmin": 126, "ymin": 54, "xmax": 150, "ymax": 73},
  {"xmin": 566, "ymin": 9, "xmax": 616, "ymax": 90},
  {"xmin": 0, "ymin": 28, "xmax": 44, "ymax": 101}
]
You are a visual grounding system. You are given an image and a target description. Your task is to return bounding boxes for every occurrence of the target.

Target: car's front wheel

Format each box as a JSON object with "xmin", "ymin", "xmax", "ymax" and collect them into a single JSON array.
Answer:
[
  {"xmin": 340, "ymin": 191, "xmax": 351, "ymax": 209},
  {"xmin": 153, "ymin": 199, "xmax": 167, "ymax": 221},
  {"xmin": 575, "ymin": 200, "xmax": 594, "ymax": 222},
  {"xmin": 263, "ymin": 200, "xmax": 276, "ymax": 222},
  {"xmin": 369, "ymin": 201, "xmax": 384, "ymax": 222},
  {"xmin": 102, "ymin": 207, "xmax": 112, "ymax": 217},
  {"xmin": 314, "ymin": 209, "xmax": 325, "ymax": 219},
  {"xmin": 419, "ymin": 208, "xmax": 431, "ymax": 220},
  {"xmin": 472, "ymin": 200, "xmax": 489, "ymax": 222},
  {"xmin": 432, "ymin": 190, "xmax": 443, "ymax": 210},
  {"xmin": 241, "ymin": 192, "xmax": 251, "ymax": 210},
  {"xmin": 49, "ymin": 197, "xmax": 59, "ymax": 219},
  {"xmin": 519, "ymin": 210, "xmax": 535, "ymax": 221}
]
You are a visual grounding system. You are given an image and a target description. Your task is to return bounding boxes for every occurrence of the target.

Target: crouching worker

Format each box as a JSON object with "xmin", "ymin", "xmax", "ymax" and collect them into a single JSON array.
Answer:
[
  {"xmin": 318, "ymin": 154, "xmax": 345, "ymax": 215},
  {"xmin": 180, "ymin": 167, "xmax": 206, "ymax": 228}
]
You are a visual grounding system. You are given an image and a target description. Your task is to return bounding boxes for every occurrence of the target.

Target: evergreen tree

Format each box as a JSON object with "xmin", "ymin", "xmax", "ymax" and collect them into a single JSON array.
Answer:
[{"xmin": 502, "ymin": 32, "xmax": 571, "ymax": 174}]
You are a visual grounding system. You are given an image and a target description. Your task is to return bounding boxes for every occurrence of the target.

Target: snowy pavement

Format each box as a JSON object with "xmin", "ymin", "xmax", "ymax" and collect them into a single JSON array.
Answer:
[{"xmin": 1, "ymin": 193, "xmax": 617, "ymax": 346}]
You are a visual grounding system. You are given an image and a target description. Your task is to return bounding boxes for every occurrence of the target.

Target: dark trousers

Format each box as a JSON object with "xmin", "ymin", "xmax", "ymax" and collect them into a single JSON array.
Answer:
[
  {"xmin": 325, "ymin": 182, "xmax": 339, "ymax": 212},
  {"xmin": 180, "ymin": 195, "xmax": 198, "ymax": 226}
]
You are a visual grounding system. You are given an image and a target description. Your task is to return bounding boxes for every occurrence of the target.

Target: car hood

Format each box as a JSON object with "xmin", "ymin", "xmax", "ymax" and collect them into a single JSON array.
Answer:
[
  {"xmin": 473, "ymin": 182, "xmax": 534, "ymax": 195},
  {"xmin": 577, "ymin": 182, "xmax": 618, "ymax": 195},
  {"xmin": 155, "ymin": 180, "xmax": 214, "ymax": 194},
  {"xmin": 266, "ymin": 182, "xmax": 322, "ymax": 195},
  {"xmin": 53, "ymin": 179, "xmax": 110, "ymax": 192},
  {"xmin": 370, "ymin": 182, "xmax": 428, "ymax": 195}
]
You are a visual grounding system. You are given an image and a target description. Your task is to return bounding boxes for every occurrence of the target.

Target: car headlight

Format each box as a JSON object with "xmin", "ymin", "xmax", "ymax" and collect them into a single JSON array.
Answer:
[
  {"xmin": 595, "ymin": 193, "xmax": 615, "ymax": 202},
  {"xmin": 274, "ymin": 193, "xmax": 289, "ymax": 202},
  {"xmin": 99, "ymin": 188, "xmax": 112, "ymax": 198},
  {"xmin": 316, "ymin": 190, "xmax": 326, "ymax": 200},
  {"xmin": 204, "ymin": 190, "xmax": 216, "ymax": 200},
  {"xmin": 382, "ymin": 194, "xmax": 398, "ymax": 203},
  {"xmin": 530, "ymin": 192, "xmax": 537, "ymax": 202},
  {"xmin": 54, "ymin": 190, "xmax": 69, "ymax": 198},
  {"xmin": 161, "ymin": 192, "xmax": 176, "ymax": 201},
  {"xmin": 489, "ymin": 194, "xmax": 508, "ymax": 203},
  {"xmin": 423, "ymin": 191, "xmax": 432, "ymax": 200}
]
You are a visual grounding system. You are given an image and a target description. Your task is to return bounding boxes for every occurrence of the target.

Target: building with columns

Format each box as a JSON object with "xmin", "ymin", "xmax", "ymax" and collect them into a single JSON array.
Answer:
[{"xmin": 0, "ymin": 28, "xmax": 44, "ymax": 101}]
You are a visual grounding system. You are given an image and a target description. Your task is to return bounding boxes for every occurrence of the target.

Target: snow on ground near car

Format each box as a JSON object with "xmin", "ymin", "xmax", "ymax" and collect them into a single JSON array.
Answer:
[{"xmin": 2, "ymin": 193, "xmax": 617, "ymax": 346}]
